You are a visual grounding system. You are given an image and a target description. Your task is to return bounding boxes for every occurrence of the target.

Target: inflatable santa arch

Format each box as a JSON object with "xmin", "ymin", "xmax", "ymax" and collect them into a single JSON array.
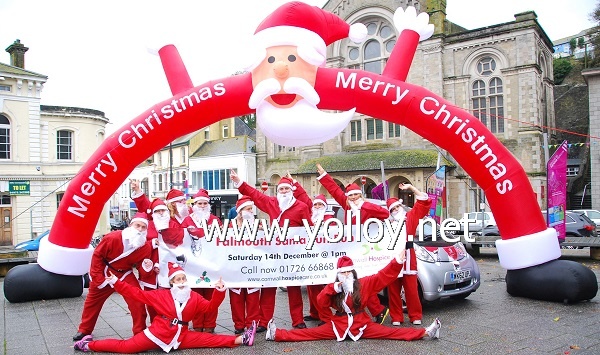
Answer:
[{"xmin": 5, "ymin": 1, "xmax": 596, "ymax": 303}]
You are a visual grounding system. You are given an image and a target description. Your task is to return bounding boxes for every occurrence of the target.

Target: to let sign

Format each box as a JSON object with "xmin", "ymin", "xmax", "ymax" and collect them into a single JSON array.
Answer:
[{"xmin": 9, "ymin": 180, "xmax": 30, "ymax": 195}]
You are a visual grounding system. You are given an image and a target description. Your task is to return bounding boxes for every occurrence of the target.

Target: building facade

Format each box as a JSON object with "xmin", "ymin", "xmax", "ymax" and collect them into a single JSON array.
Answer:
[
  {"xmin": 0, "ymin": 40, "xmax": 109, "ymax": 245},
  {"xmin": 582, "ymin": 67, "xmax": 600, "ymax": 212},
  {"xmin": 255, "ymin": 0, "xmax": 555, "ymax": 219}
]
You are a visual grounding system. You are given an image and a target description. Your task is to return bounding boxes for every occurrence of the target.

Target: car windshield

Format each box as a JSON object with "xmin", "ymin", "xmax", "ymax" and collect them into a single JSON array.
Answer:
[{"xmin": 416, "ymin": 221, "xmax": 456, "ymax": 246}]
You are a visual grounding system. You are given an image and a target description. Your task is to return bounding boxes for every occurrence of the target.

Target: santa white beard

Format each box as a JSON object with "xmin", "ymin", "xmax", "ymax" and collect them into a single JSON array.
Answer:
[
  {"xmin": 337, "ymin": 273, "xmax": 355, "ymax": 294},
  {"xmin": 153, "ymin": 213, "xmax": 170, "ymax": 230},
  {"xmin": 250, "ymin": 77, "xmax": 355, "ymax": 147},
  {"xmin": 311, "ymin": 207, "xmax": 326, "ymax": 224},
  {"xmin": 392, "ymin": 209, "xmax": 407, "ymax": 222},
  {"xmin": 170, "ymin": 282, "xmax": 192, "ymax": 303},
  {"xmin": 277, "ymin": 192, "xmax": 293, "ymax": 211},
  {"xmin": 122, "ymin": 227, "xmax": 147, "ymax": 249},
  {"xmin": 241, "ymin": 211, "xmax": 255, "ymax": 223},
  {"xmin": 176, "ymin": 204, "xmax": 189, "ymax": 218},
  {"xmin": 192, "ymin": 205, "xmax": 211, "ymax": 221}
]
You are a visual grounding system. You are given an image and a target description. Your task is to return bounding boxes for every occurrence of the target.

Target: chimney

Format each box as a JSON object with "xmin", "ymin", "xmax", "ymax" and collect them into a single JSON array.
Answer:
[{"xmin": 5, "ymin": 39, "xmax": 29, "ymax": 69}]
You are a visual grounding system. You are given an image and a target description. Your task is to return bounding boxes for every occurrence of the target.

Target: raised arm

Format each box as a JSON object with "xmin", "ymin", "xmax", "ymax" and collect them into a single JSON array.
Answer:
[
  {"xmin": 316, "ymin": 164, "xmax": 348, "ymax": 208},
  {"xmin": 130, "ymin": 179, "xmax": 151, "ymax": 216},
  {"xmin": 360, "ymin": 250, "xmax": 406, "ymax": 295}
]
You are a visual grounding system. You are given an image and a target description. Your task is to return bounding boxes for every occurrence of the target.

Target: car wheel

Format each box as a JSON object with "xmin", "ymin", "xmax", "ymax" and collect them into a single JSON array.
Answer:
[
  {"xmin": 450, "ymin": 292, "xmax": 472, "ymax": 300},
  {"xmin": 466, "ymin": 244, "xmax": 480, "ymax": 257}
]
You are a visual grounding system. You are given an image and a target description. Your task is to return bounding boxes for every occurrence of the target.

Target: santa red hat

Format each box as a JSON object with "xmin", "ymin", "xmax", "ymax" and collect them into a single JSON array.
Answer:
[
  {"xmin": 313, "ymin": 194, "xmax": 327, "ymax": 206},
  {"xmin": 247, "ymin": 1, "xmax": 367, "ymax": 69},
  {"xmin": 345, "ymin": 183, "xmax": 362, "ymax": 196},
  {"xmin": 386, "ymin": 197, "xmax": 404, "ymax": 211},
  {"xmin": 129, "ymin": 212, "xmax": 148, "ymax": 226},
  {"xmin": 148, "ymin": 198, "xmax": 168, "ymax": 214},
  {"xmin": 167, "ymin": 262, "xmax": 185, "ymax": 280},
  {"xmin": 192, "ymin": 189, "xmax": 210, "ymax": 203},
  {"xmin": 277, "ymin": 176, "xmax": 295, "ymax": 190},
  {"xmin": 236, "ymin": 195, "xmax": 254, "ymax": 213},
  {"xmin": 166, "ymin": 189, "xmax": 185, "ymax": 204},
  {"xmin": 337, "ymin": 256, "xmax": 354, "ymax": 273}
]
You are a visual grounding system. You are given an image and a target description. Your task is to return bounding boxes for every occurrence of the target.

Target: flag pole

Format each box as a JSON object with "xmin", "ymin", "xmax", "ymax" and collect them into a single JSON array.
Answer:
[{"xmin": 380, "ymin": 161, "xmax": 388, "ymax": 200}]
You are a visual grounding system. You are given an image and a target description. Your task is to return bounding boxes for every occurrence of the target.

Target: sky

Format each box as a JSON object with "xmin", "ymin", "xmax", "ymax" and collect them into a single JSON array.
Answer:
[{"xmin": 0, "ymin": 0, "xmax": 597, "ymax": 135}]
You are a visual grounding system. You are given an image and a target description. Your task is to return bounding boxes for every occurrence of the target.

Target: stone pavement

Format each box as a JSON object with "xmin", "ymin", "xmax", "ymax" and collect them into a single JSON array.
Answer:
[{"xmin": 2, "ymin": 248, "xmax": 600, "ymax": 355}]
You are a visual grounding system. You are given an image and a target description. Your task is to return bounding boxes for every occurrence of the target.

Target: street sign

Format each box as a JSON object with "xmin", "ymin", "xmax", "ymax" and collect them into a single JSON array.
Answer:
[
  {"xmin": 361, "ymin": 176, "xmax": 367, "ymax": 185},
  {"xmin": 261, "ymin": 181, "xmax": 268, "ymax": 191},
  {"xmin": 9, "ymin": 180, "xmax": 30, "ymax": 195}
]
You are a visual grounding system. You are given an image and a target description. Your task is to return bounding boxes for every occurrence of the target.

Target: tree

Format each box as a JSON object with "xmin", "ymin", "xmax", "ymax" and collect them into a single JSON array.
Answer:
[
  {"xmin": 553, "ymin": 58, "xmax": 572, "ymax": 85},
  {"xmin": 239, "ymin": 113, "xmax": 256, "ymax": 129},
  {"xmin": 589, "ymin": 0, "xmax": 600, "ymax": 66},
  {"xmin": 569, "ymin": 38, "xmax": 577, "ymax": 56}
]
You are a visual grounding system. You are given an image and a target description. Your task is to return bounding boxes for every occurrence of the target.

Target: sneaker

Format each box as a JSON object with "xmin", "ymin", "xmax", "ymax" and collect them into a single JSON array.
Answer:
[
  {"xmin": 294, "ymin": 322, "xmax": 307, "ymax": 329},
  {"xmin": 234, "ymin": 328, "xmax": 245, "ymax": 335},
  {"xmin": 72, "ymin": 332, "xmax": 89, "ymax": 341},
  {"xmin": 412, "ymin": 320, "xmax": 422, "ymax": 325},
  {"xmin": 265, "ymin": 319, "xmax": 277, "ymax": 341},
  {"xmin": 375, "ymin": 307, "xmax": 390, "ymax": 324},
  {"xmin": 303, "ymin": 315, "xmax": 319, "ymax": 321},
  {"xmin": 74, "ymin": 335, "xmax": 93, "ymax": 352},
  {"xmin": 256, "ymin": 326, "xmax": 267, "ymax": 333},
  {"xmin": 425, "ymin": 318, "xmax": 441, "ymax": 339},
  {"xmin": 241, "ymin": 321, "xmax": 256, "ymax": 346},
  {"xmin": 392, "ymin": 321, "xmax": 403, "ymax": 326}
]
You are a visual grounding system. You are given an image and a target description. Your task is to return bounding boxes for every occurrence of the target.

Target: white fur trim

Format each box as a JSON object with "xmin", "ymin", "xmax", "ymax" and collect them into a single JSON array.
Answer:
[
  {"xmin": 316, "ymin": 172, "xmax": 328, "ymax": 180},
  {"xmin": 345, "ymin": 189, "xmax": 362, "ymax": 196},
  {"xmin": 166, "ymin": 195, "xmax": 185, "ymax": 204},
  {"xmin": 236, "ymin": 201, "xmax": 253, "ymax": 213},
  {"xmin": 388, "ymin": 201, "xmax": 402, "ymax": 211},
  {"xmin": 415, "ymin": 192, "xmax": 428, "ymax": 200},
  {"xmin": 37, "ymin": 237, "xmax": 94, "ymax": 276},
  {"xmin": 193, "ymin": 196, "xmax": 210, "ymax": 203},
  {"xmin": 131, "ymin": 190, "xmax": 144, "ymax": 199},
  {"xmin": 313, "ymin": 198, "xmax": 327, "ymax": 206},
  {"xmin": 130, "ymin": 217, "xmax": 148, "ymax": 226},
  {"xmin": 169, "ymin": 270, "xmax": 185, "ymax": 280},
  {"xmin": 277, "ymin": 183, "xmax": 293, "ymax": 190},
  {"xmin": 337, "ymin": 265, "xmax": 354, "ymax": 272},
  {"xmin": 495, "ymin": 228, "xmax": 561, "ymax": 270},
  {"xmin": 349, "ymin": 23, "xmax": 368, "ymax": 43},
  {"xmin": 153, "ymin": 205, "xmax": 168, "ymax": 212}
]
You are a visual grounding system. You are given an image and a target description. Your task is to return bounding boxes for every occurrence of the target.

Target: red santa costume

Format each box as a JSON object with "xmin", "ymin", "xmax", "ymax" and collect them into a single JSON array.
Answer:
[
  {"xmin": 235, "ymin": 176, "xmax": 311, "ymax": 329},
  {"xmin": 228, "ymin": 195, "xmax": 261, "ymax": 333},
  {"xmin": 267, "ymin": 256, "xmax": 427, "ymax": 342},
  {"xmin": 75, "ymin": 215, "xmax": 155, "ymax": 339},
  {"xmin": 79, "ymin": 263, "xmax": 255, "ymax": 353},
  {"xmin": 385, "ymin": 195, "xmax": 432, "ymax": 325},
  {"xmin": 317, "ymin": 173, "xmax": 390, "ymax": 318},
  {"xmin": 188, "ymin": 189, "xmax": 223, "ymax": 332}
]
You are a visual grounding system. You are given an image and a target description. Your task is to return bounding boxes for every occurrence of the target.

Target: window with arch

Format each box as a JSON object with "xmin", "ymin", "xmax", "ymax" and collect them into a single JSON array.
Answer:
[
  {"xmin": 57, "ymin": 130, "xmax": 73, "ymax": 160},
  {"xmin": 0, "ymin": 114, "xmax": 10, "ymax": 159},
  {"xmin": 346, "ymin": 19, "xmax": 396, "ymax": 74},
  {"xmin": 471, "ymin": 56, "xmax": 504, "ymax": 133}
]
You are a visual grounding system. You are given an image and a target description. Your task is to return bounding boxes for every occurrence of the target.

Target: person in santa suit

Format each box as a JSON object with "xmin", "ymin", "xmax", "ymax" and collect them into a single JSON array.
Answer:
[
  {"xmin": 230, "ymin": 170, "xmax": 311, "ymax": 331},
  {"xmin": 187, "ymin": 188, "xmax": 223, "ymax": 333},
  {"xmin": 264, "ymin": 253, "xmax": 441, "ymax": 342},
  {"xmin": 73, "ymin": 262, "xmax": 257, "ymax": 353},
  {"xmin": 73, "ymin": 213, "xmax": 157, "ymax": 341},
  {"xmin": 315, "ymin": 163, "xmax": 391, "ymax": 323},
  {"xmin": 385, "ymin": 184, "xmax": 432, "ymax": 326},
  {"xmin": 227, "ymin": 195, "xmax": 261, "ymax": 335}
]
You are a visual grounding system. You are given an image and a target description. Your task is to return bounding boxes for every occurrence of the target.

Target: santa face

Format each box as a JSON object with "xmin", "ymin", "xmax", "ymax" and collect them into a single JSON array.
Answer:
[
  {"xmin": 250, "ymin": 45, "xmax": 355, "ymax": 147},
  {"xmin": 390, "ymin": 205, "xmax": 406, "ymax": 221},
  {"xmin": 170, "ymin": 274, "xmax": 191, "ymax": 303},
  {"xmin": 192, "ymin": 201, "xmax": 211, "ymax": 220},
  {"xmin": 153, "ymin": 209, "xmax": 170, "ymax": 230},
  {"xmin": 311, "ymin": 202, "xmax": 326, "ymax": 223}
]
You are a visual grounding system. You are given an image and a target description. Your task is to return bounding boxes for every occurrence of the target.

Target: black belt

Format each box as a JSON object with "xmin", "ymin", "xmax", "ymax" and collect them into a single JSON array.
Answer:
[
  {"xmin": 406, "ymin": 241, "xmax": 414, "ymax": 249},
  {"xmin": 103, "ymin": 259, "xmax": 127, "ymax": 273},
  {"xmin": 335, "ymin": 309, "xmax": 364, "ymax": 317},
  {"xmin": 162, "ymin": 316, "xmax": 189, "ymax": 327}
]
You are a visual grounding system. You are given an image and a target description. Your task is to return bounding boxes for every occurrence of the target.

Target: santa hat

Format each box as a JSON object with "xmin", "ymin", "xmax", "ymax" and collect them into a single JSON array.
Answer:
[
  {"xmin": 192, "ymin": 189, "xmax": 210, "ymax": 203},
  {"xmin": 246, "ymin": 1, "xmax": 367, "ymax": 69},
  {"xmin": 277, "ymin": 176, "xmax": 295, "ymax": 191},
  {"xmin": 236, "ymin": 195, "xmax": 254, "ymax": 213},
  {"xmin": 148, "ymin": 198, "xmax": 168, "ymax": 214},
  {"xmin": 345, "ymin": 183, "xmax": 362, "ymax": 196},
  {"xmin": 129, "ymin": 212, "xmax": 148, "ymax": 226},
  {"xmin": 337, "ymin": 256, "xmax": 355, "ymax": 273},
  {"xmin": 386, "ymin": 197, "xmax": 404, "ymax": 211},
  {"xmin": 166, "ymin": 189, "xmax": 185, "ymax": 204},
  {"xmin": 313, "ymin": 194, "xmax": 327, "ymax": 206},
  {"xmin": 167, "ymin": 262, "xmax": 185, "ymax": 280}
]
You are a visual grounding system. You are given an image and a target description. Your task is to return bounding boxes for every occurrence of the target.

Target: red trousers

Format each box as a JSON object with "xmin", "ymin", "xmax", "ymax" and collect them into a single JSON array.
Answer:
[
  {"xmin": 229, "ymin": 289, "xmax": 260, "ymax": 330},
  {"xmin": 191, "ymin": 288, "xmax": 218, "ymax": 329},
  {"xmin": 307, "ymin": 284, "xmax": 325, "ymax": 320},
  {"xmin": 286, "ymin": 286, "xmax": 305, "ymax": 327},
  {"xmin": 258, "ymin": 287, "xmax": 304, "ymax": 327},
  {"xmin": 388, "ymin": 274, "xmax": 422, "ymax": 323},
  {"xmin": 88, "ymin": 329, "xmax": 238, "ymax": 353},
  {"xmin": 258, "ymin": 287, "xmax": 276, "ymax": 328},
  {"xmin": 365, "ymin": 293, "xmax": 386, "ymax": 318},
  {"xmin": 275, "ymin": 321, "xmax": 425, "ymax": 342},
  {"xmin": 78, "ymin": 273, "xmax": 147, "ymax": 335}
]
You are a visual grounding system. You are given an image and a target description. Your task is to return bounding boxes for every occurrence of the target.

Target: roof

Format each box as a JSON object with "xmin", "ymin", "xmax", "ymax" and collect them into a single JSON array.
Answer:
[
  {"xmin": 0, "ymin": 62, "xmax": 47, "ymax": 79},
  {"xmin": 190, "ymin": 136, "xmax": 255, "ymax": 157},
  {"xmin": 293, "ymin": 150, "xmax": 455, "ymax": 174}
]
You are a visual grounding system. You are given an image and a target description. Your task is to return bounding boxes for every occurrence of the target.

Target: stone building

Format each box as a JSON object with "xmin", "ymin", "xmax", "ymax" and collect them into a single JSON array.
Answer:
[
  {"xmin": 254, "ymin": 0, "xmax": 555, "ymax": 219},
  {"xmin": 0, "ymin": 40, "xmax": 109, "ymax": 245},
  {"xmin": 582, "ymin": 68, "xmax": 600, "ymax": 212}
]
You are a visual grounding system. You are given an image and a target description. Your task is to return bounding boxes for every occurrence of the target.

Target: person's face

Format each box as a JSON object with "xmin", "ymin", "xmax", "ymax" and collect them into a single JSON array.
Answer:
[
  {"xmin": 251, "ymin": 45, "xmax": 318, "ymax": 108},
  {"xmin": 170, "ymin": 274, "xmax": 187, "ymax": 286},
  {"xmin": 390, "ymin": 205, "xmax": 401, "ymax": 214},
  {"xmin": 278, "ymin": 185, "xmax": 292, "ymax": 194},
  {"xmin": 154, "ymin": 208, "xmax": 169, "ymax": 217},
  {"xmin": 241, "ymin": 205, "xmax": 253, "ymax": 213},
  {"xmin": 313, "ymin": 202, "xmax": 325, "ymax": 210},
  {"xmin": 339, "ymin": 271, "xmax": 352, "ymax": 278},
  {"xmin": 347, "ymin": 192, "xmax": 362, "ymax": 202},
  {"xmin": 130, "ymin": 221, "xmax": 148, "ymax": 232},
  {"xmin": 193, "ymin": 200, "xmax": 209, "ymax": 208}
]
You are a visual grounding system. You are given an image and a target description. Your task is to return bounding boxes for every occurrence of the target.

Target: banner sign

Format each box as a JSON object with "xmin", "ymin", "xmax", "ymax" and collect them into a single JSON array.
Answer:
[
  {"xmin": 8, "ymin": 180, "xmax": 30, "ymax": 195},
  {"xmin": 156, "ymin": 221, "xmax": 413, "ymax": 289},
  {"xmin": 426, "ymin": 166, "xmax": 445, "ymax": 223},
  {"xmin": 547, "ymin": 141, "xmax": 567, "ymax": 241}
]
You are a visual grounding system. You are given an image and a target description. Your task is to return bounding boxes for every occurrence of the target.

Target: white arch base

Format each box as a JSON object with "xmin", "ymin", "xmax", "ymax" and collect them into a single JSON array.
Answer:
[
  {"xmin": 496, "ymin": 228, "xmax": 561, "ymax": 270},
  {"xmin": 37, "ymin": 237, "xmax": 94, "ymax": 276}
]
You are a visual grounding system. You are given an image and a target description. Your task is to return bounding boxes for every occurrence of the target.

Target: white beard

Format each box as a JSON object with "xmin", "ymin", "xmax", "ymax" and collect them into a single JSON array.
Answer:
[
  {"xmin": 122, "ymin": 227, "xmax": 147, "ymax": 249},
  {"xmin": 251, "ymin": 77, "xmax": 355, "ymax": 147},
  {"xmin": 338, "ymin": 273, "xmax": 354, "ymax": 294},
  {"xmin": 176, "ymin": 204, "xmax": 189, "ymax": 218},
  {"xmin": 311, "ymin": 208, "xmax": 326, "ymax": 224},
  {"xmin": 241, "ymin": 211, "xmax": 255, "ymax": 223},
  {"xmin": 170, "ymin": 282, "xmax": 191, "ymax": 304},
  {"xmin": 192, "ymin": 205, "xmax": 210, "ymax": 220},
  {"xmin": 277, "ymin": 192, "xmax": 293, "ymax": 211},
  {"xmin": 392, "ymin": 209, "xmax": 406, "ymax": 222},
  {"xmin": 153, "ymin": 213, "xmax": 170, "ymax": 230}
]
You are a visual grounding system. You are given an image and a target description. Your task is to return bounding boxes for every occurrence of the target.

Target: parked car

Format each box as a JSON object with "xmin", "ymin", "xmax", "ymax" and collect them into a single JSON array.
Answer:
[
  {"xmin": 14, "ymin": 230, "xmax": 50, "ymax": 251},
  {"xmin": 456, "ymin": 211, "xmax": 496, "ymax": 234},
  {"xmin": 570, "ymin": 209, "xmax": 600, "ymax": 230},
  {"xmin": 110, "ymin": 218, "xmax": 128, "ymax": 231}
]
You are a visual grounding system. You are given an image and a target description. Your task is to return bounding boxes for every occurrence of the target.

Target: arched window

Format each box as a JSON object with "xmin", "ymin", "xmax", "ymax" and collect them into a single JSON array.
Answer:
[
  {"xmin": 57, "ymin": 130, "xmax": 73, "ymax": 160},
  {"xmin": 346, "ymin": 20, "xmax": 395, "ymax": 74},
  {"xmin": 0, "ymin": 114, "xmax": 10, "ymax": 159},
  {"xmin": 471, "ymin": 57, "xmax": 504, "ymax": 133}
]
